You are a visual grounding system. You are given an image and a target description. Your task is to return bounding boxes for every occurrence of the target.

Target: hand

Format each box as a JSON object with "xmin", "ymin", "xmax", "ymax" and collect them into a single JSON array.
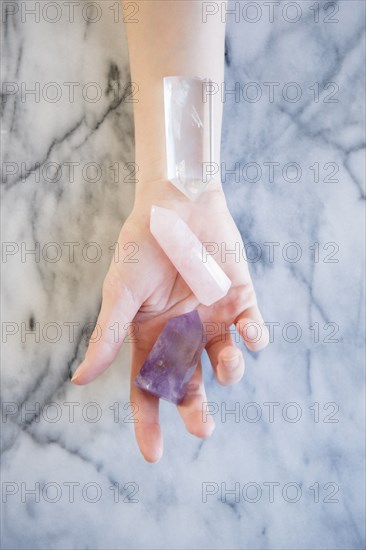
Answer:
[{"xmin": 71, "ymin": 180, "xmax": 269, "ymax": 462}]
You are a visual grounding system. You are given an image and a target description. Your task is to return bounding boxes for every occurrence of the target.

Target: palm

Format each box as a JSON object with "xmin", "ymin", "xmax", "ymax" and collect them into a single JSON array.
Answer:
[{"xmin": 73, "ymin": 186, "xmax": 268, "ymax": 462}]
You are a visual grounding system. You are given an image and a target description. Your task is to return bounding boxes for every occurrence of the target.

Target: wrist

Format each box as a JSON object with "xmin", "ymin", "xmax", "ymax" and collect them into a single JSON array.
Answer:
[
  {"xmin": 134, "ymin": 174, "xmax": 224, "ymax": 204},
  {"xmin": 131, "ymin": 176, "xmax": 227, "ymax": 231}
]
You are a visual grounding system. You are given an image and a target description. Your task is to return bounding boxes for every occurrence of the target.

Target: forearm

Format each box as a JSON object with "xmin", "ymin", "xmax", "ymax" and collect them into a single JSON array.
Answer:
[{"xmin": 123, "ymin": 0, "xmax": 227, "ymax": 195}]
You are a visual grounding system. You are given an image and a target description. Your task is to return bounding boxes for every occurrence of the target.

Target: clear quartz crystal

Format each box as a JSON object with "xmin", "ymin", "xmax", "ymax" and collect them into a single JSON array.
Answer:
[{"xmin": 164, "ymin": 76, "xmax": 214, "ymax": 200}]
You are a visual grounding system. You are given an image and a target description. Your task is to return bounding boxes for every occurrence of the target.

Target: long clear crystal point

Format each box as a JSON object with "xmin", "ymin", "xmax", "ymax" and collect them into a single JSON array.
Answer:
[{"xmin": 164, "ymin": 76, "xmax": 214, "ymax": 200}]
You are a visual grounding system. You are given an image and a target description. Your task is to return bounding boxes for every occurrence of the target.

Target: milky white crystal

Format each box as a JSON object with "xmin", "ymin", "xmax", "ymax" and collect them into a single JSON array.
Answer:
[{"xmin": 150, "ymin": 205, "xmax": 231, "ymax": 306}]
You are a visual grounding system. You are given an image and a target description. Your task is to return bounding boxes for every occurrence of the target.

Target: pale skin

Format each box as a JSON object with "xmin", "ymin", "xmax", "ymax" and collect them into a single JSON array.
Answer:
[{"xmin": 71, "ymin": 1, "xmax": 269, "ymax": 462}]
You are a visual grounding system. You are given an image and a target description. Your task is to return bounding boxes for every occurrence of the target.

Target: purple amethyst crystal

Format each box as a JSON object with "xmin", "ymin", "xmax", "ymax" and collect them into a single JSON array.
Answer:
[{"xmin": 134, "ymin": 310, "xmax": 205, "ymax": 404}]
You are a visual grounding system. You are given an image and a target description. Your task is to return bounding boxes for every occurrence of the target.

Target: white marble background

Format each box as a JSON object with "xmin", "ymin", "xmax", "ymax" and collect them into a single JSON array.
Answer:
[{"xmin": 1, "ymin": 1, "xmax": 365, "ymax": 548}]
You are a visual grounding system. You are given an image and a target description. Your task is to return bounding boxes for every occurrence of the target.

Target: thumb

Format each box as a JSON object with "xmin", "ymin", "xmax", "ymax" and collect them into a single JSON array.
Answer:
[{"xmin": 72, "ymin": 269, "xmax": 140, "ymax": 385}]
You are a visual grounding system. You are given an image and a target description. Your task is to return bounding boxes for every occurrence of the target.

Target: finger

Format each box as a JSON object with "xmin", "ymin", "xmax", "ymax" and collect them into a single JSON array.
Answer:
[
  {"xmin": 206, "ymin": 331, "xmax": 245, "ymax": 386},
  {"xmin": 130, "ymin": 345, "xmax": 163, "ymax": 463},
  {"xmin": 177, "ymin": 362, "xmax": 215, "ymax": 438},
  {"xmin": 72, "ymin": 268, "xmax": 140, "ymax": 385},
  {"xmin": 235, "ymin": 305, "xmax": 269, "ymax": 352}
]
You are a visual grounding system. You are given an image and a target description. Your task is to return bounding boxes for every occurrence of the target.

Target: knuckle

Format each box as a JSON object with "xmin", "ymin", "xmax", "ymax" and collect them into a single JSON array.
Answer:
[
  {"xmin": 102, "ymin": 270, "xmax": 135, "ymax": 306},
  {"xmin": 227, "ymin": 284, "xmax": 257, "ymax": 317},
  {"xmin": 102, "ymin": 271, "xmax": 120, "ymax": 299},
  {"xmin": 184, "ymin": 382, "xmax": 204, "ymax": 398}
]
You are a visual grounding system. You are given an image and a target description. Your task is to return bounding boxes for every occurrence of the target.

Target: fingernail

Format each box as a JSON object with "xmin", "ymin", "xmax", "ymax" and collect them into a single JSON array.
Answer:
[
  {"xmin": 221, "ymin": 355, "xmax": 241, "ymax": 371},
  {"xmin": 71, "ymin": 368, "xmax": 82, "ymax": 383}
]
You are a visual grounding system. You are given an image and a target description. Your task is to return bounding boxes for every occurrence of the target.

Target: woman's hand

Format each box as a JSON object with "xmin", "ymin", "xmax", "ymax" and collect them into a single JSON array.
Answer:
[{"xmin": 71, "ymin": 180, "xmax": 269, "ymax": 462}]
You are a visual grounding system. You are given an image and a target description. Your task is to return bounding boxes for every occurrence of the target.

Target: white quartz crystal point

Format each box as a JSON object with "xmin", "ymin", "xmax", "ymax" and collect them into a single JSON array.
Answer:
[
  {"xmin": 150, "ymin": 205, "xmax": 231, "ymax": 306},
  {"xmin": 163, "ymin": 76, "xmax": 214, "ymax": 201}
]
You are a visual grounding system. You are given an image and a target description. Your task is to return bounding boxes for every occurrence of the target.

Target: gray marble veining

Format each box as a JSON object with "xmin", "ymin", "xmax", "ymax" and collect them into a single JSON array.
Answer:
[{"xmin": 1, "ymin": 1, "xmax": 365, "ymax": 549}]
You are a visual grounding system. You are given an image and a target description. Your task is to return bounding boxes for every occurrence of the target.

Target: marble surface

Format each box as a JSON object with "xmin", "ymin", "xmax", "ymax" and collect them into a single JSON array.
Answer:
[{"xmin": 1, "ymin": 1, "xmax": 365, "ymax": 548}]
